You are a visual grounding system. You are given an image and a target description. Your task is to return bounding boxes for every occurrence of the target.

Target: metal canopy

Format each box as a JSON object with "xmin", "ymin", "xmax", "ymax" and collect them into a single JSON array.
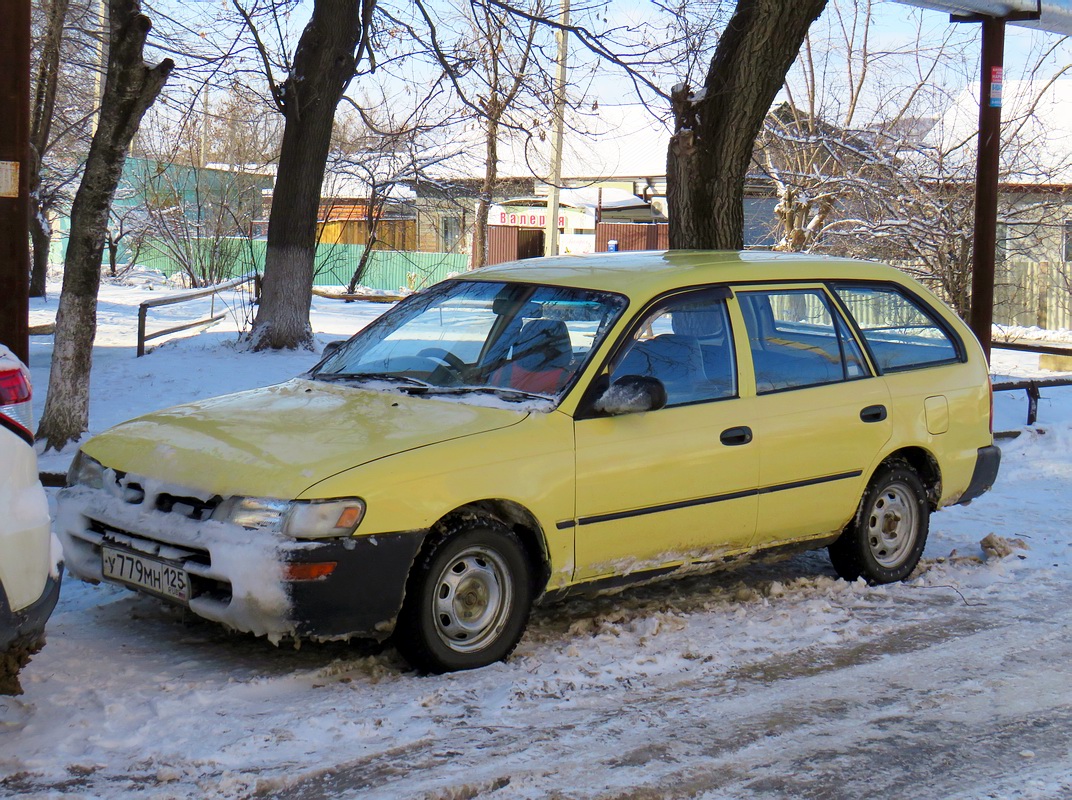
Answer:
[{"xmin": 899, "ymin": 1, "xmax": 1072, "ymax": 34}]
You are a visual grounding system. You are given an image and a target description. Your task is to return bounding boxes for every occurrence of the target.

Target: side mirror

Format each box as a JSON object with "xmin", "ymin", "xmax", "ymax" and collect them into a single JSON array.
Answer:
[
  {"xmin": 322, "ymin": 340, "xmax": 345, "ymax": 360},
  {"xmin": 593, "ymin": 375, "xmax": 667, "ymax": 416}
]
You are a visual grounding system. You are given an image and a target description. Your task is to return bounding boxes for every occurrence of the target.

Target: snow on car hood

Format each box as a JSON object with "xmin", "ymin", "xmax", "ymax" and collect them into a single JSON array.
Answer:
[{"xmin": 80, "ymin": 378, "xmax": 530, "ymax": 499}]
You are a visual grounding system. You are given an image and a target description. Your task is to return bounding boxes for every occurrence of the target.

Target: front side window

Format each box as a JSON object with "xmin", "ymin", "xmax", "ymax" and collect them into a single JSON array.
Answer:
[
  {"xmin": 739, "ymin": 289, "xmax": 867, "ymax": 393},
  {"xmin": 609, "ymin": 291, "xmax": 737, "ymax": 407},
  {"xmin": 312, "ymin": 280, "xmax": 628, "ymax": 405},
  {"xmin": 833, "ymin": 284, "xmax": 960, "ymax": 371}
]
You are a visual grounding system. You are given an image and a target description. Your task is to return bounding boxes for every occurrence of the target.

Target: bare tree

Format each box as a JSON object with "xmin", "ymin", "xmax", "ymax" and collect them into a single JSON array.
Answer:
[
  {"xmin": 232, "ymin": 0, "xmax": 375, "ymax": 351},
  {"xmin": 754, "ymin": 1, "xmax": 1072, "ymax": 319},
  {"xmin": 37, "ymin": 0, "xmax": 173, "ymax": 451},
  {"xmin": 752, "ymin": 1, "xmax": 969, "ymax": 253},
  {"xmin": 829, "ymin": 83, "xmax": 1072, "ymax": 319},
  {"xmin": 28, "ymin": 0, "xmax": 100, "ymax": 297},
  {"xmin": 449, "ymin": 0, "xmax": 545, "ymax": 269},
  {"xmin": 104, "ymin": 192, "xmax": 151, "ymax": 277}
]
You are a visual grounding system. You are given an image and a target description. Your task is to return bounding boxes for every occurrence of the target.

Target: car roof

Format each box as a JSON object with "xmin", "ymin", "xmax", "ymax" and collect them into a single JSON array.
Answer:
[{"xmin": 459, "ymin": 250, "xmax": 903, "ymax": 299}]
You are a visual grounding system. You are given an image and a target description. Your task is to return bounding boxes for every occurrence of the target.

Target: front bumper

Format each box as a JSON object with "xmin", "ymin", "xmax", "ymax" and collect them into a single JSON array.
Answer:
[
  {"xmin": 57, "ymin": 485, "xmax": 424, "ymax": 642},
  {"xmin": 282, "ymin": 533, "xmax": 426, "ymax": 639},
  {"xmin": 956, "ymin": 444, "xmax": 1002, "ymax": 505}
]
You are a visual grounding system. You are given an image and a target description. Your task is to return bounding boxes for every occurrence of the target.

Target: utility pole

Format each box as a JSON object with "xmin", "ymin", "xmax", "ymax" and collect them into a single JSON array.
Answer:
[
  {"xmin": 0, "ymin": 0, "xmax": 31, "ymax": 363},
  {"xmin": 543, "ymin": 0, "xmax": 569, "ymax": 257}
]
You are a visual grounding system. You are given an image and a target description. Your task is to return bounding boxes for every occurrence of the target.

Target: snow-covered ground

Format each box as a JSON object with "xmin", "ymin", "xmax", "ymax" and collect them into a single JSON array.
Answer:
[{"xmin": 4, "ymin": 276, "xmax": 1072, "ymax": 799}]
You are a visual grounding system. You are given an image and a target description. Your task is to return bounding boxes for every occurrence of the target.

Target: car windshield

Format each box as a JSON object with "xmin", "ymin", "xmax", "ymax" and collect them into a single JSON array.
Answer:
[{"xmin": 310, "ymin": 279, "xmax": 628, "ymax": 404}]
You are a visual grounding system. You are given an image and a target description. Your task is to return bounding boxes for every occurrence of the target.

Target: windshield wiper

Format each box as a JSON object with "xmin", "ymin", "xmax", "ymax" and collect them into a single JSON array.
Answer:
[
  {"xmin": 424, "ymin": 385, "xmax": 552, "ymax": 402},
  {"xmin": 316, "ymin": 373, "xmax": 434, "ymax": 391}
]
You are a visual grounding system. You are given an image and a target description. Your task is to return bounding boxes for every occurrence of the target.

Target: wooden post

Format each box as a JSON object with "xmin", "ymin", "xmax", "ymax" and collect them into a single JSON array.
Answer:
[
  {"xmin": 0, "ymin": 0, "xmax": 31, "ymax": 364},
  {"xmin": 969, "ymin": 15, "xmax": 1005, "ymax": 363}
]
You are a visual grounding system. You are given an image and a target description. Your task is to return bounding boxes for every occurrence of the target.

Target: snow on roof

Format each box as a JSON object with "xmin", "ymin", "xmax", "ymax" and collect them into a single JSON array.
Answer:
[
  {"xmin": 320, "ymin": 170, "xmax": 417, "ymax": 201},
  {"xmin": 929, "ymin": 79, "xmax": 1072, "ymax": 185},
  {"xmin": 313, "ymin": 105, "xmax": 673, "ymax": 194},
  {"xmin": 498, "ymin": 186, "xmax": 651, "ymax": 210},
  {"xmin": 488, "ymin": 103, "xmax": 673, "ymax": 182}
]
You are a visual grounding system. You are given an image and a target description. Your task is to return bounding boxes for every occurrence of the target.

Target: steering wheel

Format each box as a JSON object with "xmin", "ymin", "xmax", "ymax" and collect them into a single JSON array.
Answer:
[{"xmin": 416, "ymin": 348, "xmax": 467, "ymax": 383}]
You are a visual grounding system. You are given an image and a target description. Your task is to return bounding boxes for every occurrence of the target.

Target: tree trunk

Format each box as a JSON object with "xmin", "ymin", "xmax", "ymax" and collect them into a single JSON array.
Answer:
[
  {"xmin": 28, "ymin": 0, "xmax": 71, "ymax": 299},
  {"xmin": 667, "ymin": 0, "xmax": 829, "ymax": 249},
  {"xmin": 36, "ymin": 0, "xmax": 173, "ymax": 451},
  {"xmin": 29, "ymin": 201, "xmax": 52, "ymax": 297},
  {"xmin": 249, "ymin": 0, "xmax": 369, "ymax": 351},
  {"xmin": 472, "ymin": 112, "xmax": 501, "ymax": 270}
]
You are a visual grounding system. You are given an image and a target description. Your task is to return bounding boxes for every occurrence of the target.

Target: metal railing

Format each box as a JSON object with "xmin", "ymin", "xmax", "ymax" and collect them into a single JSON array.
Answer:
[
  {"xmin": 137, "ymin": 274, "xmax": 258, "ymax": 357},
  {"xmin": 992, "ymin": 341, "xmax": 1072, "ymax": 426}
]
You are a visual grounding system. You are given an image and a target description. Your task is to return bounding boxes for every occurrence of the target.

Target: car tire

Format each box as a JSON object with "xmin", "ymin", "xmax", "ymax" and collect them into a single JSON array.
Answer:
[
  {"xmin": 395, "ymin": 517, "xmax": 533, "ymax": 673},
  {"xmin": 828, "ymin": 460, "xmax": 930, "ymax": 584}
]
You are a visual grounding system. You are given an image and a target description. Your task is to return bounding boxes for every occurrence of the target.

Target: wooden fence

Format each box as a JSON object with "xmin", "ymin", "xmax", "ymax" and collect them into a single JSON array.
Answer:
[{"xmin": 994, "ymin": 260, "xmax": 1072, "ymax": 330}]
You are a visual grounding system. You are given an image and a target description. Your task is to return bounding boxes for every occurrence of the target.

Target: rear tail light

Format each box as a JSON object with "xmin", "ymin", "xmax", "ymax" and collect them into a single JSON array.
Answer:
[
  {"xmin": 0, "ymin": 363, "xmax": 34, "ymax": 440},
  {"xmin": 988, "ymin": 374, "xmax": 994, "ymax": 434}
]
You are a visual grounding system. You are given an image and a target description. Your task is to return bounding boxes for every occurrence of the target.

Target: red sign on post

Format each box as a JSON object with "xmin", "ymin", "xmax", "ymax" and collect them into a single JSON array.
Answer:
[{"xmin": 990, "ymin": 66, "xmax": 1003, "ymax": 108}]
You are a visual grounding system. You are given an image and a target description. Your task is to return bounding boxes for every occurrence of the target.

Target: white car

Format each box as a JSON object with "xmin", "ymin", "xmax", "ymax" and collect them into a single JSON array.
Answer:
[{"xmin": 0, "ymin": 345, "xmax": 61, "ymax": 695}]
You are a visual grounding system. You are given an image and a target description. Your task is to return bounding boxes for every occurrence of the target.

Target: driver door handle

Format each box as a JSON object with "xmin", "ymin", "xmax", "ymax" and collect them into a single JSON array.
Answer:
[{"xmin": 720, "ymin": 426, "xmax": 753, "ymax": 446}]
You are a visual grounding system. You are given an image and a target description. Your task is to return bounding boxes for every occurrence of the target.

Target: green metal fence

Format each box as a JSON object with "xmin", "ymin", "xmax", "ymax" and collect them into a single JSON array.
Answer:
[{"xmin": 124, "ymin": 238, "xmax": 469, "ymax": 292}]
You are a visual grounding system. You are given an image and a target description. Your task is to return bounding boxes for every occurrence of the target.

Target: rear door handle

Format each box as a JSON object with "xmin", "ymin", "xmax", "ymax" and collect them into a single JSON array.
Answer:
[
  {"xmin": 720, "ymin": 426, "xmax": 753, "ymax": 446},
  {"xmin": 860, "ymin": 405, "xmax": 887, "ymax": 423}
]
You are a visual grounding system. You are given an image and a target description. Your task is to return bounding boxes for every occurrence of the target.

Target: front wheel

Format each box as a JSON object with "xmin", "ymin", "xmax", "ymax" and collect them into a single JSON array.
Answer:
[
  {"xmin": 395, "ymin": 518, "xmax": 533, "ymax": 673},
  {"xmin": 829, "ymin": 461, "xmax": 930, "ymax": 584}
]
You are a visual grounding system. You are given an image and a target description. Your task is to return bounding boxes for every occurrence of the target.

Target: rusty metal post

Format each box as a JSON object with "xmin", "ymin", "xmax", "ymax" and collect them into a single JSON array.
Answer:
[
  {"xmin": 0, "ymin": 0, "xmax": 31, "ymax": 364},
  {"xmin": 969, "ymin": 15, "xmax": 1006, "ymax": 363}
]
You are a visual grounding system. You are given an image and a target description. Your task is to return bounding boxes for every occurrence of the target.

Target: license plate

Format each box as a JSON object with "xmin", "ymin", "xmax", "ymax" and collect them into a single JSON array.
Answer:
[{"xmin": 102, "ymin": 546, "xmax": 190, "ymax": 604}]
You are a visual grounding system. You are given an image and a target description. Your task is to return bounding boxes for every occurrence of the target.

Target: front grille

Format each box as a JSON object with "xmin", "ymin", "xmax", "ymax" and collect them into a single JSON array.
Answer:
[
  {"xmin": 109, "ymin": 471, "xmax": 221, "ymax": 521},
  {"xmin": 154, "ymin": 492, "xmax": 221, "ymax": 521}
]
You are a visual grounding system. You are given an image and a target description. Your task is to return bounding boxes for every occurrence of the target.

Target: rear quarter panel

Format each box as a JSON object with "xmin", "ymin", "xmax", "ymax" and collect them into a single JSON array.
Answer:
[{"xmin": 879, "ymin": 354, "xmax": 992, "ymax": 507}]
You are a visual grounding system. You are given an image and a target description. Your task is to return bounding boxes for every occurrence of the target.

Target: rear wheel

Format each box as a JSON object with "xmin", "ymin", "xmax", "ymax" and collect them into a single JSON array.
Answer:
[
  {"xmin": 829, "ymin": 461, "xmax": 930, "ymax": 584},
  {"xmin": 395, "ymin": 517, "xmax": 533, "ymax": 673}
]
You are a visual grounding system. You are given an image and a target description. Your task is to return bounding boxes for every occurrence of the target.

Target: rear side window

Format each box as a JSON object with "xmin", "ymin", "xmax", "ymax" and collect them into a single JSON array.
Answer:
[
  {"xmin": 739, "ymin": 289, "xmax": 867, "ymax": 394},
  {"xmin": 832, "ymin": 285, "xmax": 960, "ymax": 372}
]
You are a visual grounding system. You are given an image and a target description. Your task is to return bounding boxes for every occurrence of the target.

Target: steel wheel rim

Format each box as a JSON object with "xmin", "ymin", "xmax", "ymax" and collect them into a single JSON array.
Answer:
[
  {"xmin": 431, "ymin": 545, "xmax": 513, "ymax": 653},
  {"xmin": 866, "ymin": 481, "xmax": 919, "ymax": 568}
]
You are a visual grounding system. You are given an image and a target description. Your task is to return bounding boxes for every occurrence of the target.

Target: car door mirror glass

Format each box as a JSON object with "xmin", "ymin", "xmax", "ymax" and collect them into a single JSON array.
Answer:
[{"xmin": 593, "ymin": 375, "xmax": 668, "ymax": 415}]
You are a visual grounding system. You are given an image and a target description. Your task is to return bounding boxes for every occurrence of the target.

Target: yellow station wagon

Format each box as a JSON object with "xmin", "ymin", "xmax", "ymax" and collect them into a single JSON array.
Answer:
[{"xmin": 57, "ymin": 251, "xmax": 999, "ymax": 672}]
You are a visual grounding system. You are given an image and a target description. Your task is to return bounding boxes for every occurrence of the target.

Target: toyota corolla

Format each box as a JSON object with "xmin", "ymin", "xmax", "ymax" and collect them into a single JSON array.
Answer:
[{"xmin": 57, "ymin": 251, "xmax": 999, "ymax": 672}]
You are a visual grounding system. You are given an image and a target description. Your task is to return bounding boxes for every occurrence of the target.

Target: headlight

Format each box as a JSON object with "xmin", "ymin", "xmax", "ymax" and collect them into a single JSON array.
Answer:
[
  {"xmin": 215, "ymin": 497, "xmax": 366, "ymax": 539},
  {"xmin": 68, "ymin": 451, "xmax": 105, "ymax": 489},
  {"xmin": 283, "ymin": 499, "xmax": 366, "ymax": 539},
  {"xmin": 217, "ymin": 497, "xmax": 291, "ymax": 531}
]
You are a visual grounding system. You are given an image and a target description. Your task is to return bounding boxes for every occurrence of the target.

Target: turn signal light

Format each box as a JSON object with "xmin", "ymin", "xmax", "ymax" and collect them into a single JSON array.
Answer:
[
  {"xmin": 335, "ymin": 506, "xmax": 362, "ymax": 529},
  {"xmin": 283, "ymin": 562, "xmax": 338, "ymax": 582}
]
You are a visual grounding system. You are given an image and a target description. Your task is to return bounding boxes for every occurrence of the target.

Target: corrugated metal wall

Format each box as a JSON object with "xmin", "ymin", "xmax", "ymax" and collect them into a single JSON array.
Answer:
[
  {"xmin": 595, "ymin": 223, "xmax": 669, "ymax": 252},
  {"xmin": 129, "ymin": 238, "xmax": 468, "ymax": 292},
  {"xmin": 486, "ymin": 225, "xmax": 520, "ymax": 266}
]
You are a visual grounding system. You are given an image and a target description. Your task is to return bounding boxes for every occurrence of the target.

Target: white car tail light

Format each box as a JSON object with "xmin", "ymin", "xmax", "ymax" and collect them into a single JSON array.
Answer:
[{"xmin": 0, "ymin": 356, "xmax": 34, "ymax": 441}]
